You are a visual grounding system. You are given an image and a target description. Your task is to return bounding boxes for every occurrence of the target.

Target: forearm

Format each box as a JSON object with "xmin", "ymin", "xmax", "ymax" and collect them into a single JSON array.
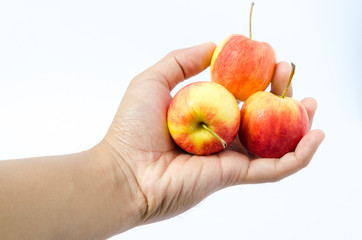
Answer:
[{"xmin": 0, "ymin": 144, "xmax": 142, "ymax": 239}]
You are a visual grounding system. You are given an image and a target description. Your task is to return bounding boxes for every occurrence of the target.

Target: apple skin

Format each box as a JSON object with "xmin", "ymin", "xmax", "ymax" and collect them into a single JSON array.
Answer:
[
  {"xmin": 210, "ymin": 34, "xmax": 277, "ymax": 101},
  {"xmin": 239, "ymin": 91, "xmax": 309, "ymax": 158},
  {"xmin": 167, "ymin": 81, "xmax": 240, "ymax": 155}
]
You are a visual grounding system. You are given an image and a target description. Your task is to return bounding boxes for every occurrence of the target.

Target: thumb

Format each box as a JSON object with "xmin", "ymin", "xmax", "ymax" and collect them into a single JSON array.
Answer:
[{"xmin": 138, "ymin": 42, "xmax": 216, "ymax": 91}]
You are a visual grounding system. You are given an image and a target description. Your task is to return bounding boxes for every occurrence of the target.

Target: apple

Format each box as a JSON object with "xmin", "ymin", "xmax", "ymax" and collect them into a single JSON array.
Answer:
[
  {"xmin": 167, "ymin": 81, "xmax": 240, "ymax": 155},
  {"xmin": 238, "ymin": 63, "xmax": 309, "ymax": 158},
  {"xmin": 210, "ymin": 2, "xmax": 277, "ymax": 101}
]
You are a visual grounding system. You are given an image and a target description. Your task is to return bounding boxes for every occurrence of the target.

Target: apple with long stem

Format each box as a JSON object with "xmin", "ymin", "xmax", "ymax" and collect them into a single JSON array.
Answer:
[
  {"xmin": 239, "ymin": 63, "xmax": 309, "ymax": 158},
  {"xmin": 210, "ymin": 2, "xmax": 277, "ymax": 101},
  {"xmin": 167, "ymin": 81, "xmax": 240, "ymax": 155}
]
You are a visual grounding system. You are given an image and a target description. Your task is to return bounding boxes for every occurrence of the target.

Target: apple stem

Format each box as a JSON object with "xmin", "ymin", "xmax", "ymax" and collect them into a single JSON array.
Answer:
[
  {"xmin": 249, "ymin": 2, "xmax": 255, "ymax": 40},
  {"xmin": 202, "ymin": 123, "xmax": 227, "ymax": 149},
  {"xmin": 282, "ymin": 62, "xmax": 296, "ymax": 98}
]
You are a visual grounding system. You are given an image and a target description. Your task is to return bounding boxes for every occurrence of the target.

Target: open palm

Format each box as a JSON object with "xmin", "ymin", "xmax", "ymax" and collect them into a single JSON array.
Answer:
[{"xmin": 102, "ymin": 42, "xmax": 325, "ymax": 225}]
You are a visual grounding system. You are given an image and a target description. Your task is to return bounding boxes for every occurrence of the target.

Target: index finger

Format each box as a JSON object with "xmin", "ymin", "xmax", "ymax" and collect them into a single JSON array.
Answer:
[{"xmin": 271, "ymin": 61, "xmax": 293, "ymax": 97}]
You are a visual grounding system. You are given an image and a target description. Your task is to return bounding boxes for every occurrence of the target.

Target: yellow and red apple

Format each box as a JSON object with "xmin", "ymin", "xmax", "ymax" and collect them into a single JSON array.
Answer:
[
  {"xmin": 238, "ymin": 63, "xmax": 309, "ymax": 158},
  {"xmin": 210, "ymin": 3, "xmax": 277, "ymax": 101},
  {"xmin": 167, "ymin": 82, "xmax": 240, "ymax": 155},
  {"xmin": 210, "ymin": 34, "xmax": 276, "ymax": 101}
]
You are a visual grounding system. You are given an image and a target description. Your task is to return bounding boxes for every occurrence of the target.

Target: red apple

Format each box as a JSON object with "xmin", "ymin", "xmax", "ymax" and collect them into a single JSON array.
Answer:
[
  {"xmin": 167, "ymin": 81, "xmax": 240, "ymax": 155},
  {"xmin": 210, "ymin": 3, "xmax": 277, "ymax": 101},
  {"xmin": 239, "ymin": 63, "xmax": 309, "ymax": 158}
]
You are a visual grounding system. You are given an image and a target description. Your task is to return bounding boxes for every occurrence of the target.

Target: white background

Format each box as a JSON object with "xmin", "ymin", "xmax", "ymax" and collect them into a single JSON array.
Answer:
[{"xmin": 1, "ymin": 0, "xmax": 362, "ymax": 239}]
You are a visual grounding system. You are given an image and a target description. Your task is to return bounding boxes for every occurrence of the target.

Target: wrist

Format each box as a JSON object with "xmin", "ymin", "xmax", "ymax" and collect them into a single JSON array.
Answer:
[{"xmin": 89, "ymin": 141, "xmax": 147, "ymax": 235}]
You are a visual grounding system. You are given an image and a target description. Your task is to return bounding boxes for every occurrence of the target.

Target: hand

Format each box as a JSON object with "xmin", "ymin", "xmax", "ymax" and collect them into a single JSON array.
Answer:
[{"xmin": 100, "ymin": 42, "xmax": 325, "ymax": 226}]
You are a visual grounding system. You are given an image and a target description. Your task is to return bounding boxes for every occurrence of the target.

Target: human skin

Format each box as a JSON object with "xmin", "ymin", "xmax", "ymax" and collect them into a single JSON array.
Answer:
[{"xmin": 0, "ymin": 42, "xmax": 324, "ymax": 239}]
